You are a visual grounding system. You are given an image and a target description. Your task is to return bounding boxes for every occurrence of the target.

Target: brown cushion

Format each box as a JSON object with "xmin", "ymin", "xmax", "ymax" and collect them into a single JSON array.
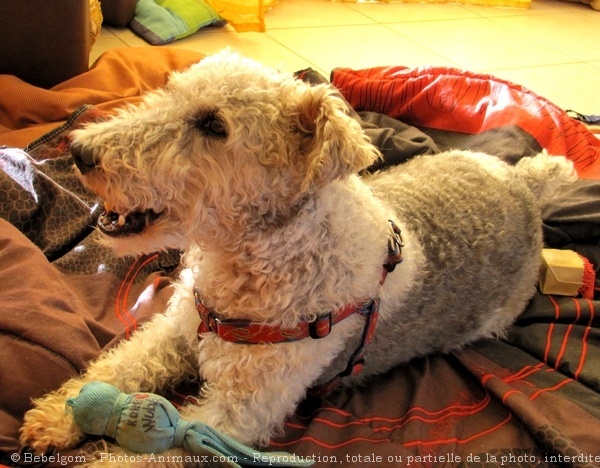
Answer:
[{"xmin": 0, "ymin": 0, "xmax": 90, "ymax": 88}]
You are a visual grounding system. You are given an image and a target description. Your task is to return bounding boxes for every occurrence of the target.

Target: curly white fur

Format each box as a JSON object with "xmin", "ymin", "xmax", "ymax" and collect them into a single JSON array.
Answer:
[{"xmin": 21, "ymin": 50, "xmax": 576, "ymax": 466}]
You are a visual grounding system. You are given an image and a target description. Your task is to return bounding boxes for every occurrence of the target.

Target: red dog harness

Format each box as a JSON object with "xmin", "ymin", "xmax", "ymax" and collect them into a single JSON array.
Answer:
[{"xmin": 195, "ymin": 220, "xmax": 404, "ymax": 392}]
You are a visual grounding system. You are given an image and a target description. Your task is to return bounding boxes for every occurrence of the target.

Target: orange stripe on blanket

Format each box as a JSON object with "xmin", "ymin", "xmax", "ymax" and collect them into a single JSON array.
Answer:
[
  {"xmin": 115, "ymin": 254, "xmax": 159, "ymax": 339},
  {"xmin": 402, "ymin": 413, "xmax": 513, "ymax": 448},
  {"xmin": 575, "ymin": 298, "xmax": 595, "ymax": 380},
  {"xmin": 553, "ymin": 298, "xmax": 581, "ymax": 369},
  {"xmin": 503, "ymin": 362, "xmax": 546, "ymax": 383},
  {"xmin": 287, "ymin": 394, "xmax": 492, "ymax": 432},
  {"xmin": 269, "ymin": 435, "xmax": 392, "ymax": 450},
  {"xmin": 530, "ymin": 378, "xmax": 574, "ymax": 400},
  {"xmin": 273, "ymin": 413, "xmax": 513, "ymax": 449},
  {"xmin": 544, "ymin": 295, "xmax": 561, "ymax": 364}
]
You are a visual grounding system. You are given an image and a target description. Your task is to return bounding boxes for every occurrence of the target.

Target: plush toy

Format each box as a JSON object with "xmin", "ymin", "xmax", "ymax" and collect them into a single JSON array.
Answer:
[{"xmin": 67, "ymin": 381, "xmax": 312, "ymax": 467}]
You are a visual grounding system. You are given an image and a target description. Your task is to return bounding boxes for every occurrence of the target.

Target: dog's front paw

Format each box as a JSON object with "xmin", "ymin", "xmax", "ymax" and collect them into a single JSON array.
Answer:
[{"xmin": 20, "ymin": 383, "xmax": 85, "ymax": 454}]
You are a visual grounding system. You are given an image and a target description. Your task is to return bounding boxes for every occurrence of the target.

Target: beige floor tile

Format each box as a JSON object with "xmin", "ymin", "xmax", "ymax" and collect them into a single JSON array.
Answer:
[
  {"xmin": 97, "ymin": 26, "xmax": 118, "ymax": 38},
  {"xmin": 90, "ymin": 29, "xmax": 129, "ymax": 65},
  {"xmin": 265, "ymin": 0, "xmax": 375, "ymax": 28},
  {"xmin": 489, "ymin": 62, "xmax": 600, "ymax": 113},
  {"xmin": 346, "ymin": 2, "xmax": 481, "ymax": 23},
  {"xmin": 88, "ymin": 0, "xmax": 597, "ymax": 110},
  {"xmin": 268, "ymin": 24, "xmax": 458, "ymax": 75},
  {"xmin": 492, "ymin": 11, "xmax": 600, "ymax": 61},
  {"xmin": 387, "ymin": 17, "xmax": 576, "ymax": 71},
  {"xmin": 168, "ymin": 28, "xmax": 316, "ymax": 73},
  {"xmin": 106, "ymin": 26, "xmax": 151, "ymax": 48}
]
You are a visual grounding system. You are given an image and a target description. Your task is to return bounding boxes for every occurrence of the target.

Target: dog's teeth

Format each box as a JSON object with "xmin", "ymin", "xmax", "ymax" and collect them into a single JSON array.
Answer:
[{"xmin": 118, "ymin": 214, "xmax": 126, "ymax": 226}]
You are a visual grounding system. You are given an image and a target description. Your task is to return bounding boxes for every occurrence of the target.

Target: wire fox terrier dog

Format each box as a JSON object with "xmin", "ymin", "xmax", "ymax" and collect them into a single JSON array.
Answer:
[{"xmin": 21, "ymin": 50, "xmax": 575, "ymax": 462}]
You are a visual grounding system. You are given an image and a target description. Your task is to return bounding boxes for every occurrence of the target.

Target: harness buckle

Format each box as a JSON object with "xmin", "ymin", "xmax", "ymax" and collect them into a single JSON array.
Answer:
[
  {"xmin": 357, "ymin": 299, "xmax": 377, "ymax": 316},
  {"xmin": 195, "ymin": 288, "xmax": 222, "ymax": 335},
  {"xmin": 309, "ymin": 313, "xmax": 333, "ymax": 339},
  {"xmin": 384, "ymin": 220, "xmax": 404, "ymax": 273},
  {"xmin": 206, "ymin": 312, "xmax": 220, "ymax": 333}
]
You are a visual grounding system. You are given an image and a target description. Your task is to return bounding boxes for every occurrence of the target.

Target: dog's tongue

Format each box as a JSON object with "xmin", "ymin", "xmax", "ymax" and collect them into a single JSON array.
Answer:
[{"xmin": 98, "ymin": 211, "xmax": 151, "ymax": 237}]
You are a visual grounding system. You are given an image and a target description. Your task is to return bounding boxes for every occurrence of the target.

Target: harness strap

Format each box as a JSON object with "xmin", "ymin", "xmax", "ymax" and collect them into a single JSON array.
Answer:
[{"xmin": 310, "ymin": 298, "xmax": 380, "ymax": 397}]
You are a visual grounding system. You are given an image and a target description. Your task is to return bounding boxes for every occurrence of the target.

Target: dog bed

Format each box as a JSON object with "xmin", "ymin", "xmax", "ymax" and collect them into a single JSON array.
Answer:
[{"xmin": 1, "ymin": 47, "xmax": 600, "ymax": 467}]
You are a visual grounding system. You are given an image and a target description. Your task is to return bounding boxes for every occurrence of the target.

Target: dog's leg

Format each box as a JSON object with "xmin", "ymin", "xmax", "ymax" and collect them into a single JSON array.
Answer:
[
  {"xmin": 21, "ymin": 284, "xmax": 199, "ymax": 454},
  {"xmin": 180, "ymin": 360, "xmax": 306, "ymax": 447},
  {"xmin": 180, "ymin": 321, "xmax": 357, "ymax": 447}
]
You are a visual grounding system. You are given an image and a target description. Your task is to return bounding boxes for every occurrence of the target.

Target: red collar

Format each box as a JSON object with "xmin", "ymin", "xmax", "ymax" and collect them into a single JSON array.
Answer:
[
  {"xmin": 194, "ymin": 220, "xmax": 403, "ymax": 345},
  {"xmin": 195, "ymin": 292, "xmax": 378, "ymax": 344}
]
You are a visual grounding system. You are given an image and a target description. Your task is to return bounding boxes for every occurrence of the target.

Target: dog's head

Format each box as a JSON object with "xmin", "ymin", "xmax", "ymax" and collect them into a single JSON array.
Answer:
[{"xmin": 71, "ymin": 50, "xmax": 380, "ymax": 255}]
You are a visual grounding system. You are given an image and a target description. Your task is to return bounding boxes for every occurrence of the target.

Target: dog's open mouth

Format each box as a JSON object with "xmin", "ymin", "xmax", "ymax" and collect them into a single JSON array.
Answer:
[{"xmin": 98, "ymin": 206, "xmax": 162, "ymax": 237}]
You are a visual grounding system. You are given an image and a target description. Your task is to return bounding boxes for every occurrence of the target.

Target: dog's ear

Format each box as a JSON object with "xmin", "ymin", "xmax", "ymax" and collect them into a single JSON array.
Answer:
[{"xmin": 295, "ymin": 85, "xmax": 380, "ymax": 191}]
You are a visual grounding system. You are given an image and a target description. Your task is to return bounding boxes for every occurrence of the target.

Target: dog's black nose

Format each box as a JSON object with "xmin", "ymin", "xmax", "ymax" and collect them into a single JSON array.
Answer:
[{"xmin": 71, "ymin": 141, "xmax": 97, "ymax": 175}]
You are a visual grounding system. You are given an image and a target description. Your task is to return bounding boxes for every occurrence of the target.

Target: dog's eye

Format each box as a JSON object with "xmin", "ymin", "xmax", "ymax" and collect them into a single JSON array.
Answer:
[{"xmin": 195, "ymin": 114, "xmax": 227, "ymax": 138}]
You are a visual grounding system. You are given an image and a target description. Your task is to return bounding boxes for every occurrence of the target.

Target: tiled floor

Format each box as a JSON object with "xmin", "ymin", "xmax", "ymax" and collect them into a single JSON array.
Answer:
[{"xmin": 92, "ymin": 0, "xmax": 600, "ymax": 114}]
